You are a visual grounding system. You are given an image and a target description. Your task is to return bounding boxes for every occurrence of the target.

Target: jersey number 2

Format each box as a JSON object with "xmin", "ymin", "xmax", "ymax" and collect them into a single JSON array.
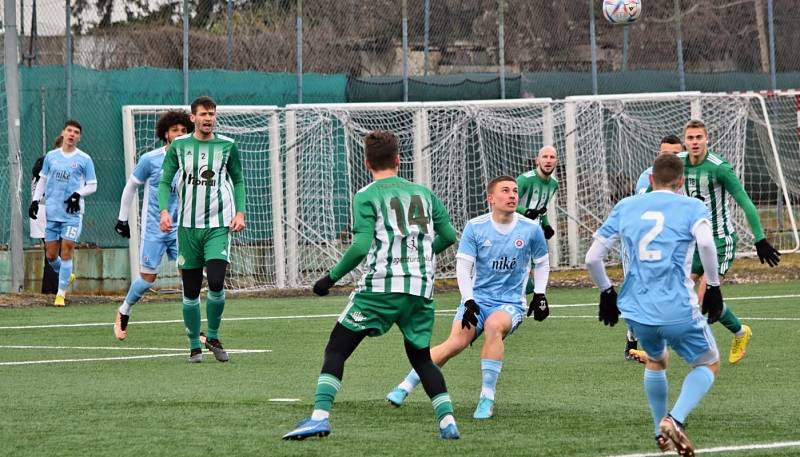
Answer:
[
  {"xmin": 389, "ymin": 196, "xmax": 429, "ymax": 235},
  {"xmin": 638, "ymin": 211, "xmax": 664, "ymax": 261}
]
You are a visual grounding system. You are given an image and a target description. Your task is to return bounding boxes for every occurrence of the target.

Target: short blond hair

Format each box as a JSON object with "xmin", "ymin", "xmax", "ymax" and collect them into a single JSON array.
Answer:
[{"xmin": 683, "ymin": 119, "xmax": 707, "ymax": 136}]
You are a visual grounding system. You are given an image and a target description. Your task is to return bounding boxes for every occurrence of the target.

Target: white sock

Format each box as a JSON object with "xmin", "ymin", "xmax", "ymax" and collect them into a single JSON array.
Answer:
[
  {"xmin": 118, "ymin": 302, "xmax": 132, "ymax": 316},
  {"xmin": 57, "ymin": 289, "xmax": 66, "ymax": 297},
  {"xmin": 735, "ymin": 328, "xmax": 746, "ymax": 337},
  {"xmin": 398, "ymin": 380, "xmax": 416, "ymax": 393},
  {"xmin": 311, "ymin": 409, "xmax": 329, "ymax": 421},
  {"xmin": 481, "ymin": 387, "xmax": 495, "ymax": 401},
  {"xmin": 439, "ymin": 414, "xmax": 456, "ymax": 428}
]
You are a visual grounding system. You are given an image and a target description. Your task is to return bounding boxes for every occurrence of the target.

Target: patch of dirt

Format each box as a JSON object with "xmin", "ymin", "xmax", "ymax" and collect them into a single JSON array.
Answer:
[{"xmin": 3, "ymin": 253, "xmax": 798, "ymax": 308}]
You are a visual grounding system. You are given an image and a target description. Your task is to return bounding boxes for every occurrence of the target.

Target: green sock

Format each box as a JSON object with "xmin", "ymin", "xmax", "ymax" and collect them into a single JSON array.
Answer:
[
  {"xmin": 314, "ymin": 374, "xmax": 342, "ymax": 412},
  {"xmin": 206, "ymin": 290, "xmax": 225, "ymax": 340},
  {"xmin": 182, "ymin": 296, "xmax": 202, "ymax": 350},
  {"xmin": 718, "ymin": 303, "xmax": 742, "ymax": 334},
  {"xmin": 431, "ymin": 393, "xmax": 454, "ymax": 421}
]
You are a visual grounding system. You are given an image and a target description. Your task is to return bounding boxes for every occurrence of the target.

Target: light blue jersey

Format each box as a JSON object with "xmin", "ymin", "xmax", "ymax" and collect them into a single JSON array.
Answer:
[
  {"xmin": 595, "ymin": 191, "xmax": 711, "ymax": 325},
  {"xmin": 456, "ymin": 212, "xmax": 548, "ymax": 309},
  {"xmin": 133, "ymin": 147, "xmax": 178, "ymax": 241},
  {"xmin": 40, "ymin": 148, "xmax": 97, "ymax": 223},
  {"xmin": 635, "ymin": 167, "xmax": 652, "ymax": 194}
]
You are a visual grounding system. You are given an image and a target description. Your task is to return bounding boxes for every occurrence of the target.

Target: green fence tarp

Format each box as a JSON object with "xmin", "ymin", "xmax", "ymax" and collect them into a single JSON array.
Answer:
[
  {"xmin": 347, "ymin": 73, "xmax": 522, "ymax": 102},
  {"xmin": 17, "ymin": 66, "xmax": 346, "ymax": 248}
]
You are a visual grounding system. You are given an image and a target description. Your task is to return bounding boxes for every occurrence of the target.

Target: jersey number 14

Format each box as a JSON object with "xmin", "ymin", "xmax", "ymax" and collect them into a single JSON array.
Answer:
[{"xmin": 389, "ymin": 195, "xmax": 430, "ymax": 235}]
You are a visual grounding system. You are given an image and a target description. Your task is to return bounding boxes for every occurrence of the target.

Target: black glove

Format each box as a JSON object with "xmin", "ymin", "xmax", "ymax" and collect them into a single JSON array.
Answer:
[
  {"xmin": 702, "ymin": 284, "xmax": 724, "ymax": 324},
  {"xmin": 31, "ymin": 156, "xmax": 44, "ymax": 179},
  {"xmin": 28, "ymin": 201, "xmax": 39, "ymax": 220},
  {"xmin": 64, "ymin": 192, "xmax": 81, "ymax": 214},
  {"xmin": 523, "ymin": 207, "xmax": 544, "ymax": 221},
  {"xmin": 461, "ymin": 299, "xmax": 479, "ymax": 330},
  {"xmin": 115, "ymin": 220, "xmax": 130, "ymax": 239},
  {"xmin": 542, "ymin": 224, "xmax": 555, "ymax": 240},
  {"xmin": 313, "ymin": 273, "xmax": 336, "ymax": 296},
  {"xmin": 598, "ymin": 286, "xmax": 620, "ymax": 327},
  {"xmin": 754, "ymin": 239, "xmax": 780, "ymax": 267},
  {"xmin": 528, "ymin": 293, "xmax": 549, "ymax": 321}
]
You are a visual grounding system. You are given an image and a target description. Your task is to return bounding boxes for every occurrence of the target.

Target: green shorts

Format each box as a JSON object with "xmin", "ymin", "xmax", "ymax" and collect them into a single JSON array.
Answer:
[
  {"xmin": 176, "ymin": 226, "xmax": 230, "ymax": 270},
  {"xmin": 691, "ymin": 233, "xmax": 737, "ymax": 277},
  {"xmin": 338, "ymin": 291, "xmax": 435, "ymax": 350}
]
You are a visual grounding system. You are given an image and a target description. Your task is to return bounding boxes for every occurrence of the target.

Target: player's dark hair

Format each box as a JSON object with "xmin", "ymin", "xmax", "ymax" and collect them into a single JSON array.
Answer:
[
  {"xmin": 652, "ymin": 153, "xmax": 684, "ymax": 187},
  {"xmin": 660, "ymin": 134, "xmax": 682, "ymax": 145},
  {"xmin": 487, "ymin": 175, "xmax": 517, "ymax": 194},
  {"xmin": 364, "ymin": 130, "xmax": 399, "ymax": 171},
  {"xmin": 63, "ymin": 119, "xmax": 82, "ymax": 132},
  {"xmin": 191, "ymin": 96, "xmax": 217, "ymax": 114},
  {"xmin": 53, "ymin": 136, "xmax": 63, "ymax": 148},
  {"xmin": 155, "ymin": 110, "xmax": 194, "ymax": 143},
  {"xmin": 683, "ymin": 119, "xmax": 707, "ymax": 135}
]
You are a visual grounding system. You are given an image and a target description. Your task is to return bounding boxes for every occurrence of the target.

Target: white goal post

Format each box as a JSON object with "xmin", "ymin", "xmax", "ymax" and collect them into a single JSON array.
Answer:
[
  {"xmin": 122, "ymin": 93, "xmax": 798, "ymax": 292},
  {"xmin": 121, "ymin": 105, "xmax": 284, "ymax": 291}
]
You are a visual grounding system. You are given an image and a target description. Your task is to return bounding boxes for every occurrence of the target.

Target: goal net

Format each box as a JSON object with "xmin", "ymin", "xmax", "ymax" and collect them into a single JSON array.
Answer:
[
  {"xmin": 123, "ymin": 93, "xmax": 798, "ymax": 292},
  {"xmin": 122, "ymin": 105, "xmax": 282, "ymax": 292}
]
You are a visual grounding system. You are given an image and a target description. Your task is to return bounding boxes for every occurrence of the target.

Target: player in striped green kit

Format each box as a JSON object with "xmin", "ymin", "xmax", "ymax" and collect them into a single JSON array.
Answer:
[
  {"xmin": 158, "ymin": 96, "xmax": 246, "ymax": 363},
  {"xmin": 681, "ymin": 119, "xmax": 781, "ymax": 364},
  {"xmin": 283, "ymin": 130, "xmax": 460, "ymax": 441},
  {"xmin": 517, "ymin": 145, "xmax": 558, "ymax": 294}
]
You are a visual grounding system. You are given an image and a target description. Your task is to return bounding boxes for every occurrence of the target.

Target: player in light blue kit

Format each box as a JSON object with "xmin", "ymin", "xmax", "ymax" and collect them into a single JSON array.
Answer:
[
  {"xmin": 624, "ymin": 135, "xmax": 684, "ymax": 360},
  {"xmin": 386, "ymin": 175, "xmax": 551, "ymax": 420},
  {"xmin": 113, "ymin": 110, "xmax": 193, "ymax": 340},
  {"xmin": 28, "ymin": 120, "xmax": 97, "ymax": 307},
  {"xmin": 634, "ymin": 135, "xmax": 684, "ymax": 195},
  {"xmin": 586, "ymin": 154, "xmax": 724, "ymax": 456}
]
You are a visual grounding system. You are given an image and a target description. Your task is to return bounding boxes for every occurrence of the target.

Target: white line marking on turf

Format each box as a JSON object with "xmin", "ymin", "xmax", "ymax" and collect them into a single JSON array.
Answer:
[
  {"xmin": 0, "ymin": 345, "xmax": 271, "ymax": 352},
  {"xmin": 1, "ymin": 293, "xmax": 797, "ymax": 331},
  {"xmin": 268, "ymin": 398, "xmax": 301, "ymax": 402},
  {"xmin": 0, "ymin": 314, "xmax": 343, "ymax": 330},
  {"xmin": 0, "ymin": 349, "xmax": 271, "ymax": 366},
  {"xmin": 604, "ymin": 440, "xmax": 800, "ymax": 457},
  {"xmin": 0, "ymin": 345, "xmax": 186, "ymax": 351}
]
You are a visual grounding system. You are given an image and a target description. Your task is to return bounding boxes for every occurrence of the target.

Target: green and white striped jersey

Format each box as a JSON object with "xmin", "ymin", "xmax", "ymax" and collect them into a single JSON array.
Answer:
[
  {"xmin": 159, "ymin": 133, "xmax": 246, "ymax": 229},
  {"xmin": 516, "ymin": 170, "xmax": 558, "ymax": 226},
  {"xmin": 352, "ymin": 176, "xmax": 452, "ymax": 299},
  {"xmin": 679, "ymin": 150, "xmax": 764, "ymax": 240}
]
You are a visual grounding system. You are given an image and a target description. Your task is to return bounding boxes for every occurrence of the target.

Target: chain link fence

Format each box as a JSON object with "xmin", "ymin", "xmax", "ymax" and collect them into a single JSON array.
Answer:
[{"xmin": 12, "ymin": 1, "xmax": 800, "ymax": 76}]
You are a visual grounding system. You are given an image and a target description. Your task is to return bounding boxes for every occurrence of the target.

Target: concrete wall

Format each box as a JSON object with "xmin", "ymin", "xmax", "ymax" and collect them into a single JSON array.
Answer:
[{"xmin": 1, "ymin": 247, "xmax": 180, "ymax": 294}]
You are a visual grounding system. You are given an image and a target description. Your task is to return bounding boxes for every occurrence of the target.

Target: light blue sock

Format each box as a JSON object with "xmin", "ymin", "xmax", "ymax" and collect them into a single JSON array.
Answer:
[
  {"xmin": 57, "ymin": 259, "xmax": 73, "ymax": 291},
  {"xmin": 123, "ymin": 278, "xmax": 154, "ymax": 311},
  {"xmin": 48, "ymin": 256, "xmax": 62, "ymax": 274},
  {"xmin": 480, "ymin": 359, "xmax": 503, "ymax": 400},
  {"xmin": 399, "ymin": 370, "xmax": 421, "ymax": 392},
  {"xmin": 644, "ymin": 369, "xmax": 669, "ymax": 436},
  {"xmin": 670, "ymin": 366, "xmax": 715, "ymax": 424}
]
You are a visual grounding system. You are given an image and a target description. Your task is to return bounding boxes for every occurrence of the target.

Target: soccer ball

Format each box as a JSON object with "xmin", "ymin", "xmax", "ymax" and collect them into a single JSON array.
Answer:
[{"xmin": 602, "ymin": 0, "xmax": 641, "ymax": 25}]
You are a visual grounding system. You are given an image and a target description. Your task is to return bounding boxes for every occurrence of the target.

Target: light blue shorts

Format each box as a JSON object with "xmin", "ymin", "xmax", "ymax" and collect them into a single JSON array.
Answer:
[
  {"xmin": 44, "ymin": 220, "xmax": 82, "ymax": 242},
  {"xmin": 626, "ymin": 316, "xmax": 719, "ymax": 366},
  {"xmin": 140, "ymin": 237, "xmax": 178, "ymax": 274},
  {"xmin": 453, "ymin": 301, "xmax": 525, "ymax": 339}
]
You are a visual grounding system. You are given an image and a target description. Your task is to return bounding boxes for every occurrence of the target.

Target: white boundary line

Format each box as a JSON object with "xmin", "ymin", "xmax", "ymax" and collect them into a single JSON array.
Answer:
[
  {"xmin": 605, "ymin": 440, "xmax": 800, "ymax": 457},
  {"xmin": 1, "ymin": 293, "xmax": 797, "ymax": 331},
  {"xmin": 0, "ymin": 348, "xmax": 271, "ymax": 366},
  {"xmin": 0, "ymin": 345, "xmax": 187, "ymax": 351}
]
